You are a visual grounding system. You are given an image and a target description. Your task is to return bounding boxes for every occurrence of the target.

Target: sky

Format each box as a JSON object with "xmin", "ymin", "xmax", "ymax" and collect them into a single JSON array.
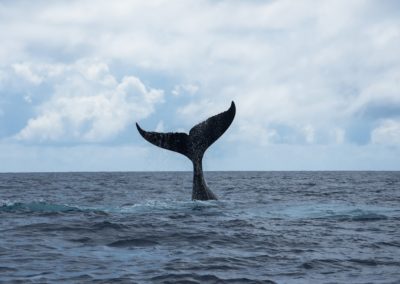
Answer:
[{"xmin": 0, "ymin": 0, "xmax": 399, "ymax": 172}]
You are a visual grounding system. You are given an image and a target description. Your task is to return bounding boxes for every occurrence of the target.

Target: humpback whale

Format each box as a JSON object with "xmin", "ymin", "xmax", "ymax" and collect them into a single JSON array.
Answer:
[{"xmin": 136, "ymin": 101, "xmax": 236, "ymax": 200}]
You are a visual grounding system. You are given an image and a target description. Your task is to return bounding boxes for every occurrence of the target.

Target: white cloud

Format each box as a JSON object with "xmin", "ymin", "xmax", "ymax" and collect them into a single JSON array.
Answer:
[
  {"xmin": 172, "ymin": 84, "xmax": 199, "ymax": 97},
  {"xmin": 229, "ymin": 120, "xmax": 279, "ymax": 146},
  {"xmin": 155, "ymin": 120, "xmax": 164, "ymax": 132},
  {"xmin": 16, "ymin": 60, "xmax": 164, "ymax": 142},
  {"xmin": 76, "ymin": 60, "xmax": 116, "ymax": 86},
  {"xmin": 12, "ymin": 63, "xmax": 43, "ymax": 85},
  {"xmin": 371, "ymin": 119, "xmax": 400, "ymax": 145},
  {"xmin": 332, "ymin": 128, "xmax": 346, "ymax": 144},
  {"xmin": 176, "ymin": 99, "xmax": 234, "ymax": 128},
  {"xmin": 302, "ymin": 125, "xmax": 315, "ymax": 144}
]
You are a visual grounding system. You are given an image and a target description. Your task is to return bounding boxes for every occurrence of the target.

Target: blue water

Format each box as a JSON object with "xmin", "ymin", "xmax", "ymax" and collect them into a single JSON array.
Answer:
[{"xmin": 1, "ymin": 171, "xmax": 399, "ymax": 283}]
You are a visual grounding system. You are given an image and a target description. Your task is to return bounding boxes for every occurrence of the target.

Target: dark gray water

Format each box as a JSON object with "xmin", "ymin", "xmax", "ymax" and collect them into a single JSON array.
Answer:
[{"xmin": 0, "ymin": 172, "xmax": 399, "ymax": 283}]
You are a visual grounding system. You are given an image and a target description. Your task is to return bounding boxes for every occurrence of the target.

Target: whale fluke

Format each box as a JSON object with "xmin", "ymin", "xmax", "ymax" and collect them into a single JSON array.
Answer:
[
  {"xmin": 136, "ymin": 101, "xmax": 236, "ymax": 200},
  {"xmin": 136, "ymin": 125, "xmax": 191, "ymax": 159}
]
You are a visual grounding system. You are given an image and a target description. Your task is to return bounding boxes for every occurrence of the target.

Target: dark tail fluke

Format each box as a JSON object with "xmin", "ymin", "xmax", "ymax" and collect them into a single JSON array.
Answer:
[
  {"xmin": 135, "ymin": 123, "xmax": 191, "ymax": 159},
  {"xmin": 136, "ymin": 101, "xmax": 236, "ymax": 162},
  {"xmin": 137, "ymin": 101, "xmax": 235, "ymax": 200}
]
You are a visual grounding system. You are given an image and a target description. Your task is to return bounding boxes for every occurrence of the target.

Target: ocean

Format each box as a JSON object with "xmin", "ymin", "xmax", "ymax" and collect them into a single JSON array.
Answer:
[{"xmin": 0, "ymin": 171, "xmax": 399, "ymax": 283}]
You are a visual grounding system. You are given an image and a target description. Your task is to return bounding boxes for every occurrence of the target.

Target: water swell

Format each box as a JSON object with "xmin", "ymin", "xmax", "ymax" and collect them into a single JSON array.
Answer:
[
  {"xmin": 0, "ymin": 199, "xmax": 223, "ymax": 215},
  {"xmin": 0, "ymin": 200, "xmax": 81, "ymax": 213},
  {"xmin": 1, "ymin": 200, "xmax": 394, "ymax": 224},
  {"xmin": 274, "ymin": 203, "xmax": 394, "ymax": 222},
  {"xmin": 317, "ymin": 210, "xmax": 389, "ymax": 222},
  {"xmin": 119, "ymin": 199, "xmax": 224, "ymax": 214},
  {"xmin": 108, "ymin": 238, "xmax": 159, "ymax": 247}
]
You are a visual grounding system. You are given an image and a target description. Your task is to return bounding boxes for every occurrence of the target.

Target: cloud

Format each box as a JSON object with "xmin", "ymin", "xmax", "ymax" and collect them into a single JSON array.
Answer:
[
  {"xmin": 12, "ymin": 63, "xmax": 44, "ymax": 85},
  {"xmin": 155, "ymin": 120, "xmax": 164, "ymax": 132},
  {"xmin": 172, "ymin": 84, "xmax": 199, "ymax": 97},
  {"xmin": 1, "ymin": 0, "xmax": 400, "ymax": 170},
  {"xmin": 371, "ymin": 119, "xmax": 400, "ymax": 145},
  {"xmin": 229, "ymin": 120, "xmax": 279, "ymax": 146},
  {"xmin": 15, "ymin": 60, "xmax": 164, "ymax": 142},
  {"xmin": 302, "ymin": 125, "xmax": 315, "ymax": 144},
  {"xmin": 332, "ymin": 128, "xmax": 346, "ymax": 144}
]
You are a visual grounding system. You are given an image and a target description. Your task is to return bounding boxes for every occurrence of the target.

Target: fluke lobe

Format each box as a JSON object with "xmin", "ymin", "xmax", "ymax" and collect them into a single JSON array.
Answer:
[{"xmin": 136, "ymin": 101, "xmax": 236, "ymax": 200}]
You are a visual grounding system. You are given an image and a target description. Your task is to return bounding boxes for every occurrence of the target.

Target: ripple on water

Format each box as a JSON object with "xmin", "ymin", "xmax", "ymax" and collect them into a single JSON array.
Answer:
[{"xmin": 107, "ymin": 238, "xmax": 159, "ymax": 248}]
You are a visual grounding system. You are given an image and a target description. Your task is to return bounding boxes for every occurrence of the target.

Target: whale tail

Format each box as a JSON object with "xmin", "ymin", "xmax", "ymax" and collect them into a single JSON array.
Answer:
[{"xmin": 136, "ymin": 101, "xmax": 236, "ymax": 162}]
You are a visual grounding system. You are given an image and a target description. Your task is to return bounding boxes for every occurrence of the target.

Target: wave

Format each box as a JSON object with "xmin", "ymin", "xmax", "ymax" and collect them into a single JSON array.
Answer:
[
  {"xmin": 149, "ymin": 273, "xmax": 276, "ymax": 284},
  {"xmin": 4, "ymin": 199, "xmax": 392, "ymax": 223},
  {"xmin": 273, "ymin": 203, "xmax": 394, "ymax": 221},
  {"xmin": 108, "ymin": 238, "xmax": 158, "ymax": 247},
  {"xmin": 0, "ymin": 200, "xmax": 82, "ymax": 213},
  {"xmin": 343, "ymin": 209, "xmax": 388, "ymax": 221},
  {"xmin": 118, "ymin": 199, "xmax": 223, "ymax": 214},
  {"xmin": 0, "ymin": 199, "xmax": 224, "ymax": 215}
]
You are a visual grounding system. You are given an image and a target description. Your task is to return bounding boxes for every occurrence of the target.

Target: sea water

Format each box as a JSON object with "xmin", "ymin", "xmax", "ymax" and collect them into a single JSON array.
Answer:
[{"xmin": 0, "ymin": 172, "xmax": 399, "ymax": 283}]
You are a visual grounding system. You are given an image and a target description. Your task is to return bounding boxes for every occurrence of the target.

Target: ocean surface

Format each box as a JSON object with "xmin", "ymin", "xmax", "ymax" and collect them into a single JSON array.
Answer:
[{"xmin": 0, "ymin": 171, "xmax": 399, "ymax": 284}]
